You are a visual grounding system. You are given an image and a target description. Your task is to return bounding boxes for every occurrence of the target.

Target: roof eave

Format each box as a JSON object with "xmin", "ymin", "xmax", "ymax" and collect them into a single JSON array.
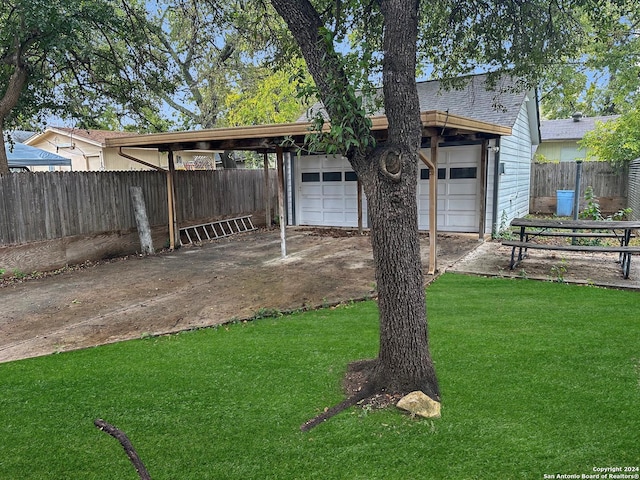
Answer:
[{"xmin": 105, "ymin": 111, "xmax": 511, "ymax": 152}]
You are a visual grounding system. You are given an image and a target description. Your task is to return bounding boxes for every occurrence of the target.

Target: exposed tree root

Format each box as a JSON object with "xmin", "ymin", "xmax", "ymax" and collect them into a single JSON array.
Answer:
[
  {"xmin": 300, "ymin": 383, "xmax": 375, "ymax": 432},
  {"xmin": 300, "ymin": 359, "xmax": 380, "ymax": 432},
  {"xmin": 94, "ymin": 419, "xmax": 152, "ymax": 480},
  {"xmin": 300, "ymin": 357, "xmax": 440, "ymax": 431}
]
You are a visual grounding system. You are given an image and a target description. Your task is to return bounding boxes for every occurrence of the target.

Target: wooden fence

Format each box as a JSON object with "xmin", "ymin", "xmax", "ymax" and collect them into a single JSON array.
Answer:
[
  {"xmin": 0, "ymin": 170, "xmax": 277, "ymax": 273},
  {"xmin": 530, "ymin": 162, "xmax": 628, "ymax": 214}
]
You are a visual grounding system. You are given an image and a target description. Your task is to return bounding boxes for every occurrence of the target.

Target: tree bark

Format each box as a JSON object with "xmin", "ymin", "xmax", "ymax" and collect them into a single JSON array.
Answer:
[
  {"xmin": 368, "ymin": 0, "xmax": 439, "ymax": 400},
  {"xmin": 0, "ymin": 64, "xmax": 29, "ymax": 174},
  {"xmin": 94, "ymin": 419, "xmax": 152, "ymax": 480},
  {"xmin": 270, "ymin": 0, "xmax": 439, "ymax": 404}
]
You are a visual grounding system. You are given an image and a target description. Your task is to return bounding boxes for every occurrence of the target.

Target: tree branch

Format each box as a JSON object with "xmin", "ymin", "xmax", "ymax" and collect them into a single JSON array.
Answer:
[{"xmin": 94, "ymin": 419, "xmax": 152, "ymax": 480}]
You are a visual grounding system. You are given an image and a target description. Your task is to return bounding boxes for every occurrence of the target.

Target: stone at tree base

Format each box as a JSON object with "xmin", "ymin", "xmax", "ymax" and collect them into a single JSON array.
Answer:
[{"xmin": 396, "ymin": 391, "xmax": 441, "ymax": 418}]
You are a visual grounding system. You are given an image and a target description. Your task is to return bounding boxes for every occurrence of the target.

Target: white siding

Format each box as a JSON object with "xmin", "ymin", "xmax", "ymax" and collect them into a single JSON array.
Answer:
[{"xmin": 493, "ymin": 102, "xmax": 533, "ymax": 233}]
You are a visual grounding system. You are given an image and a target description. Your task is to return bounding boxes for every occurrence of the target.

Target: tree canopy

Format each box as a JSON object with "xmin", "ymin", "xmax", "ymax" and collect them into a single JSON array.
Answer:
[
  {"xmin": 0, "ymin": 0, "xmax": 170, "ymax": 173},
  {"xmin": 138, "ymin": 0, "xmax": 307, "ymax": 130},
  {"xmin": 538, "ymin": 2, "xmax": 639, "ymax": 119},
  {"xmin": 581, "ymin": 109, "xmax": 640, "ymax": 167}
]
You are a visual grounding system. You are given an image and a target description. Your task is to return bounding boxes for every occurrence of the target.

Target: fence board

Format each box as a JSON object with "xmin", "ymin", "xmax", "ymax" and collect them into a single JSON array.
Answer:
[
  {"xmin": 0, "ymin": 170, "xmax": 277, "ymax": 246},
  {"xmin": 530, "ymin": 162, "xmax": 628, "ymax": 214}
]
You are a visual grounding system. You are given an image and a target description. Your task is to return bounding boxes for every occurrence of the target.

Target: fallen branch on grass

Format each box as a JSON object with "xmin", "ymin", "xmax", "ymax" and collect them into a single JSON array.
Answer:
[{"xmin": 94, "ymin": 419, "xmax": 152, "ymax": 480}]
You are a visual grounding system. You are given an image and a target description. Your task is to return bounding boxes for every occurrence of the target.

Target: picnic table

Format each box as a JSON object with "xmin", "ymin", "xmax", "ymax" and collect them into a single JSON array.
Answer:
[{"xmin": 501, "ymin": 218, "xmax": 640, "ymax": 279}]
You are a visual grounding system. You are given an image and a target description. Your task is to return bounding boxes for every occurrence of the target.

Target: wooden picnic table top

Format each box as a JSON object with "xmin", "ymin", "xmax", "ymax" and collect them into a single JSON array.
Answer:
[{"xmin": 510, "ymin": 218, "xmax": 640, "ymax": 230}]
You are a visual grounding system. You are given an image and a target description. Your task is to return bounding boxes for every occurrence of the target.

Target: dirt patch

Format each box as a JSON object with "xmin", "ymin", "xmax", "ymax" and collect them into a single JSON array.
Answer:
[
  {"xmin": 6, "ymin": 228, "xmax": 634, "ymax": 365},
  {"xmin": 0, "ymin": 228, "xmax": 479, "ymax": 363},
  {"xmin": 450, "ymin": 240, "xmax": 640, "ymax": 288}
]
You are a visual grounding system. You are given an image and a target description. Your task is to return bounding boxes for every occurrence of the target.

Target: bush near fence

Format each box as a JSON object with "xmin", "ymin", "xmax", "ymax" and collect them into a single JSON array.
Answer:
[
  {"xmin": 530, "ymin": 162, "xmax": 628, "ymax": 215},
  {"xmin": 0, "ymin": 170, "xmax": 277, "ymax": 275}
]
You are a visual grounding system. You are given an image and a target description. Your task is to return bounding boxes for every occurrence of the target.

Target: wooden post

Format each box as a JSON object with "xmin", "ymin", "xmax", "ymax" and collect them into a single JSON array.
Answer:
[
  {"xmin": 419, "ymin": 137, "xmax": 439, "ymax": 275},
  {"xmin": 129, "ymin": 186, "xmax": 154, "ymax": 255},
  {"xmin": 264, "ymin": 152, "xmax": 271, "ymax": 229},
  {"xmin": 167, "ymin": 150, "xmax": 178, "ymax": 250},
  {"xmin": 357, "ymin": 179, "xmax": 363, "ymax": 233},
  {"xmin": 276, "ymin": 146, "xmax": 287, "ymax": 258},
  {"xmin": 478, "ymin": 139, "xmax": 488, "ymax": 240}
]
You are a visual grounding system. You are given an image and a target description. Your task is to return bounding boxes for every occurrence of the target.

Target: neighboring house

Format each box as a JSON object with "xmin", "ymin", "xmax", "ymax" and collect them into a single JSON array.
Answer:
[
  {"xmin": 291, "ymin": 73, "xmax": 540, "ymax": 234},
  {"xmin": 536, "ymin": 113, "xmax": 620, "ymax": 162},
  {"xmin": 25, "ymin": 127, "xmax": 240, "ymax": 171},
  {"xmin": 25, "ymin": 127, "xmax": 168, "ymax": 171}
]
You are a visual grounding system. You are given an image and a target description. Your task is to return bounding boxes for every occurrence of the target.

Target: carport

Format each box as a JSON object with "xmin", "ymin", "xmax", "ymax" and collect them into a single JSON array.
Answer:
[{"xmin": 105, "ymin": 112, "xmax": 509, "ymax": 273}]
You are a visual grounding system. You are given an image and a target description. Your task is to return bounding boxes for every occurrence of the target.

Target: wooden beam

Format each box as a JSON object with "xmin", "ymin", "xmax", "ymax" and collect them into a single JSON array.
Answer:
[
  {"xmin": 167, "ymin": 151, "xmax": 178, "ymax": 250},
  {"xmin": 263, "ymin": 152, "xmax": 271, "ymax": 229},
  {"xmin": 357, "ymin": 179, "xmax": 363, "ymax": 233},
  {"xmin": 478, "ymin": 140, "xmax": 488, "ymax": 240},
  {"xmin": 419, "ymin": 138, "xmax": 439, "ymax": 275},
  {"xmin": 117, "ymin": 148, "xmax": 166, "ymax": 172},
  {"xmin": 276, "ymin": 146, "xmax": 287, "ymax": 258},
  {"xmin": 105, "ymin": 111, "xmax": 511, "ymax": 151}
]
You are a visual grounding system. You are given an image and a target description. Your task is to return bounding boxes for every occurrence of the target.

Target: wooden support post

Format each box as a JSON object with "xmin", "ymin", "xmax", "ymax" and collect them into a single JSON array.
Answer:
[
  {"xmin": 263, "ymin": 152, "xmax": 271, "ymax": 229},
  {"xmin": 419, "ymin": 137, "xmax": 439, "ymax": 275},
  {"xmin": 357, "ymin": 179, "xmax": 363, "ymax": 233},
  {"xmin": 276, "ymin": 147, "xmax": 287, "ymax": 258},
  {"xmin": 167, "ymin": 150, "xmax": 178, "ymax": 250},
  {"xmin": 478, "ymin": 139, "xmax": 488, "ymax": 240}
]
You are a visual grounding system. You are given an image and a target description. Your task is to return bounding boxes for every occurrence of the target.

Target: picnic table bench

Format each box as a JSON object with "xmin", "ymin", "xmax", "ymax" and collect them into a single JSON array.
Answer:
[{"xmin": 501, "ymin": 218, "xmax": 640, "ymax": 279}]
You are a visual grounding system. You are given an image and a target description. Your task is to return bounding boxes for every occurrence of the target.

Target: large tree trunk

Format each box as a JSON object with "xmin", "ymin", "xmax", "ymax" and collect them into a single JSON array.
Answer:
[
  {"xmin": 271, "ymin": 0, "xmax": 439, "ymax": 402},
  {"xmin": 363, "ymin": 147, "xmax": 439, "ymax": 399},
  {"xmin": 368, "ymin": 0, "xmax": 439, "ymax": 399},
  {"xmin": 0, "ymin": 64, "xmax": 29, "ymax": 174}
]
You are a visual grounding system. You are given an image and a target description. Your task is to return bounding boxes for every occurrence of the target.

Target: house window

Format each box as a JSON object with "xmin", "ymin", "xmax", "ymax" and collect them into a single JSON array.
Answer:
[
  {"xmin": 322, "ymin": 171, "xmax": 342, "ymax": 182},
  {"xmin": 450, "ymin": 167, "xmax": 477, "ymax": 179},
  {"xmin": 302, "ymin": 172, "xmax": 320, "ymax": 182}
]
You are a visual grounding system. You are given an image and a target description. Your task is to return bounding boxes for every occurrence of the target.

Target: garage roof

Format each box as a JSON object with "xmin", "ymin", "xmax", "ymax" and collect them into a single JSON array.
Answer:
[{"xmin": 105, "ymin": 111, "xmax": 511, "ymax": 152}]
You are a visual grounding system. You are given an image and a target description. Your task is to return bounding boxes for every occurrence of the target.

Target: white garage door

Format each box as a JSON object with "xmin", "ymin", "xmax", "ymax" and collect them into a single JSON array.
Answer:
[
  {"xmin": 297, "ymin": 146, "xmax": 480, "ymax": 232},
  {"xmin": 418, "ymin": 145, "xmax": 480, "ymax": 232},
  {"xmin": 296, "ymin": 155, "xmax": 366, "ymax": 227}
]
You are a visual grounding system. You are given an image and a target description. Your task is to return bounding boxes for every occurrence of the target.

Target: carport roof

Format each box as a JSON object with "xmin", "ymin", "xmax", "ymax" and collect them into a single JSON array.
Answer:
[{"xmin": 105, "ymin": 111, "xmax": 511, "ymax": 152}]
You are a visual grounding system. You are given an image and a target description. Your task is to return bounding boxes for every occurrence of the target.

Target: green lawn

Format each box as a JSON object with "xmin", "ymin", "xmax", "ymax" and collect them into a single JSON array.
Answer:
[{"xmin": 1, "ymin": 273, "xmax": 638, "ymax": 479}]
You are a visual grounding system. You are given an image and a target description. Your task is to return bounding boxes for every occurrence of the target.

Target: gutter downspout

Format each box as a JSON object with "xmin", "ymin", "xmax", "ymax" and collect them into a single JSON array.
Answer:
[{"xmin": 491, "ymin": 138, "xmax": 501, "ymax": 237}]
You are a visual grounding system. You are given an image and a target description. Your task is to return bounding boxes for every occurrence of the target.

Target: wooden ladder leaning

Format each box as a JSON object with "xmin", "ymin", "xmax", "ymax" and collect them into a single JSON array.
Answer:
[{"xmin": 179, "ymin": 215, "xmax": 257, "ymax": 246}]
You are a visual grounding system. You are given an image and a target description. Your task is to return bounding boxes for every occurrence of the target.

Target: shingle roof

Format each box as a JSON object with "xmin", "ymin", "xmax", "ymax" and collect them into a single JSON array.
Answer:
[
  {"xmin": 6, "ymin": 130, "xmax": 36, "ymax": 143},
  {"xmin": 540, "ymin": 115, "xmax": 620, "ymax": 141},
  {"xmin": 301, "ymin": 73, "xmax": 532, "ymax": 129}
]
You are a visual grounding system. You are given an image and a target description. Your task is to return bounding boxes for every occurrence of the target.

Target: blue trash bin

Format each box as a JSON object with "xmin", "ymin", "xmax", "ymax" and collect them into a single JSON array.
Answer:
[{"xmin": 556, "ymin": 190, "xmax": 575, "ymax": 216}]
